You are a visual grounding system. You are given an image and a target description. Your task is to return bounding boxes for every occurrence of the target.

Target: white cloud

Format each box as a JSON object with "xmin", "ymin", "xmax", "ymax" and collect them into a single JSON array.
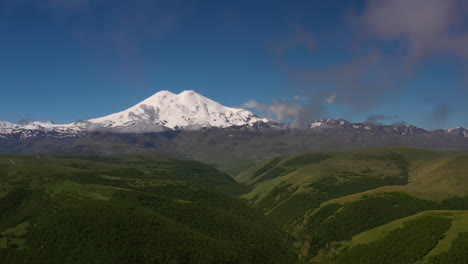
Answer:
[
  {"xmin": 324, "ymin": 93, "xmax": 336, "ymax": 104},
  {"xmin": 293, "ymin": 95, "xmax": 307, "ymax": 101},
  {"xmin": 242, "ymin": 100, "xmax": 304, "ymax": 121}
]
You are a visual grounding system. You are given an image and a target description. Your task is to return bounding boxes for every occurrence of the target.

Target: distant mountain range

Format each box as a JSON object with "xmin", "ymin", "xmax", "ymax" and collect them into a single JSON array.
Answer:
[
  {"xmin": 1, "ymin": 90, "xmax": 467, "ymax": 135},
  {"xmin": 1, "ymin": 90, "xmax": 467, "ymax": 166},
  {"xmin": 309, "ymin": 118, "xmax": 468, "ymax": 138}
]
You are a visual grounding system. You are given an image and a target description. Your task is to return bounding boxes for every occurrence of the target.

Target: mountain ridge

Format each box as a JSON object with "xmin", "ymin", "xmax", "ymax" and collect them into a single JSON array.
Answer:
[
  {"xmin": 1, "ymin": 90, "xmax": 467, "ymax": 158},
  {"xmin": 1, "ymin": 90, "xmax": 466, "ymax": 133}
]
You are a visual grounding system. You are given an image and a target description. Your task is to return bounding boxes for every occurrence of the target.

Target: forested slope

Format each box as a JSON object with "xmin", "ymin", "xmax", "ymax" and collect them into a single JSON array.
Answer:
[
  {"xmin": 238, "ymin": 147, "xmax": 468, "ymax": 263},
  {"xmin": 0, "ymin": 154, "xmax": 297, "ymax": 263}
]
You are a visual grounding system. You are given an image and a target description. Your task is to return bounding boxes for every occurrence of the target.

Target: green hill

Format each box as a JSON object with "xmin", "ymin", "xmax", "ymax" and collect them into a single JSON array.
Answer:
[
  {"xmin": 237, "ymin": 147, "xmax": 468, "ymax": 262},
  {"xmin": 0, "ymin": 154, "xmax": 297, "ymax": 263},
  {"xmin": 1, "ymin": 147, "xmax": 467, "ymax": 263}
]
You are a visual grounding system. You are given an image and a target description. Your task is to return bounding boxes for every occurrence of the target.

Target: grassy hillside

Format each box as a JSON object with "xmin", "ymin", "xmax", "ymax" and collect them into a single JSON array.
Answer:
[
  {"xmin": 1, "ymin": 147, "xmax": 467, "ymax": 263},
  {"xmin": 339, "ymin": 210, "xmax": 468, "ymax": 263},
  {"xmin": 0, "ymin": 154, "xmax": 297, "ymax": 263},
  {"xmin": 238, "ymin": 147, "xmax": 468, "ymax": 263}
]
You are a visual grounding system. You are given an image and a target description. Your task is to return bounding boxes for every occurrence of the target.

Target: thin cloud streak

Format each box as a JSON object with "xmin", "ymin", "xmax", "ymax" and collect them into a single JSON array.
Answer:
[{"xmin": 242, "ymin": 99, "xmax": 323, "ymax": 127}]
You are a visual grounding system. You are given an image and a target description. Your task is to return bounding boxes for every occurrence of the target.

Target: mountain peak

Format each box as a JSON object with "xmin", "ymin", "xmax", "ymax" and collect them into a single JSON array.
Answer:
[
  {"xmin": 87, "ymin": 90, "xmax": 268, "ymax": 131},
  {"xmin": 178, "ymin": 90, "xmax": 197, "ymax": 95},
  {"xmin": 154, "ymin": 90, "xmax": 176, "ymax": 96}
]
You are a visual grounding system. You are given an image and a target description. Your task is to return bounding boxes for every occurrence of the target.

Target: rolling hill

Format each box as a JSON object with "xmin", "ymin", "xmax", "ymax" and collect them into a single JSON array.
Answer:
[
  {"xmin": 0, "ymin": 153, "xmax": 296, "ymax": 263},
  {"xmin": 238, "ymin": 147, "xmax": 468, "ymax": 263},
  {"xmin": 0, "ymin": 147, "xmax": 467, "ymax": 263}
]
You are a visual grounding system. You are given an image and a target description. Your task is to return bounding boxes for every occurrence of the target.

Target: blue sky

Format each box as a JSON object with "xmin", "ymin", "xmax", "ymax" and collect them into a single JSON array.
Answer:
[{"xmin": 1, "ymin": 0, "xmax": 467, "ymax": 129}]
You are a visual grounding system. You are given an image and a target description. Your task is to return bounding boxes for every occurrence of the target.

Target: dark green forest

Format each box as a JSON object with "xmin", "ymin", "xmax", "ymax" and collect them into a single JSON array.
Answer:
[
  {"xmin": 332, "ymin": 216, "xmax": 452, "ymax": 264},
  {"xmin": 0, "ymin": 154, "xmax": 296, "ymax": 264},
  {"xmin": 0, "ymin": 148, "xmax": 467, "ymax": 263}
]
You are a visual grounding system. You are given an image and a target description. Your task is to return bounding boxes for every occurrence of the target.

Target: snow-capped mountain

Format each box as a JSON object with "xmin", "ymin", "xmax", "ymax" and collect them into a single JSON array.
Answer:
[
  {"xmin": 87, "ymin": 90, "xmax": 269, "ymax": 131},
  {"xmin": 0, "ymin": 121, "xmax": 17, "ymax": 129},
  {"xmin": 309, "ymin": 119, "xmax": 468, "ymax": 138},
  {"xmin": 1, "ymin": 90, "xmax": 467, "ymax": 139},
  {"xmin": 1, "ymin": 92, "xmax": 468, "ymax": 154},
  {"xmin": 0, "ymin": 90, "xmax": 271, "ymax": 135}
]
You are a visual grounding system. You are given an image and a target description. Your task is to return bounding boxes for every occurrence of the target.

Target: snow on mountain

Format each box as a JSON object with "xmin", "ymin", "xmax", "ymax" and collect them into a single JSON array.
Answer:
[
  {"xmin": 309, "ymin": 119, "xmax": 417, "ymax": 135},
  {"xmin": 445, "ymin": 127, "xmax": 468, "ymax": 138},
  {"xmin": 0, "ymin": 121, "xmax": 17, "ymax": 129},
  {"xmin": 0, "ymin": 90, "xmax": 270, "ymax": 135},
  {"xmin": 1, "ymin": 91, "xmax": 467, "ymax": 137},
  {"xmin": 309, "ymin": 119, "xmax": 349, "ymax": 129},
  {"xmin": 308, "ymin": 119, "xmax": 468, "ymax": 138},
  {"xmin": 87, "ymin": 90, "xmax": 268, "ymax": 130}
]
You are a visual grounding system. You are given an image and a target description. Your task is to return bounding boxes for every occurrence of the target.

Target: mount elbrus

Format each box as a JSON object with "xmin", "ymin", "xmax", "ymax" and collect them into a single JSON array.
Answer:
[{"xmin": 1, "ymin": 90, "xmax": 468, "ymax": 159}]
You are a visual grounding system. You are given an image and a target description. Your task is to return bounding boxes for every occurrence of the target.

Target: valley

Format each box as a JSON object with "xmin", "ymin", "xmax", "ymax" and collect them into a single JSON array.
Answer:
[{"xmin": 0, "ymin": 147, "xmax": 466, "ymax": 263}]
